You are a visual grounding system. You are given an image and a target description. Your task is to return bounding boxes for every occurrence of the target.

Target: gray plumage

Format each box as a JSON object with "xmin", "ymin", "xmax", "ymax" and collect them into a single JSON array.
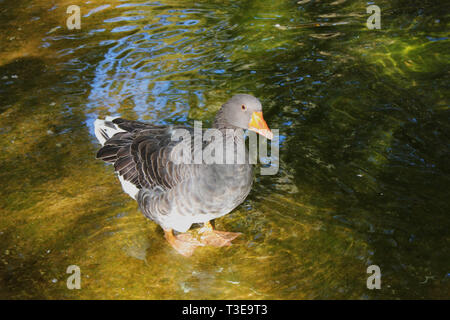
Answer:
[{"xmin": 95, "ymin": 94, "xmax": 265, "ymax": 233}]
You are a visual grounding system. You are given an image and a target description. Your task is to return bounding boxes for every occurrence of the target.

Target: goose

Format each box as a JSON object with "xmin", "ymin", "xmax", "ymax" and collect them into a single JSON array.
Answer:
[{"xmin": 94, "ymin": 94, "xmax": 273, "ymax": 256}]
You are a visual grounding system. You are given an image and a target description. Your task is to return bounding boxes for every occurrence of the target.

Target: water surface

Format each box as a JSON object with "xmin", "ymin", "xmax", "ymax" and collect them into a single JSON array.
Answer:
[{"xmin": 0, "ymin": 0, "xmax": 449, "ymax": 299}]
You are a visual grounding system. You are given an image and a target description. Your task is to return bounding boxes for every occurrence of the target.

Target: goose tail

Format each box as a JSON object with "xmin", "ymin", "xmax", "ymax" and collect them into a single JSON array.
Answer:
[{"xmin": 94, "ymin": 116, "xmax": 125, "ymax": 146}]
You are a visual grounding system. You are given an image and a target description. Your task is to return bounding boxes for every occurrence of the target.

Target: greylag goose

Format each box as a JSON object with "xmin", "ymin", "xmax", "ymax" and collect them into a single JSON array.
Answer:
[{"xmin": 94, "ymin": 94, "xmax": 272, "ymax": 256}]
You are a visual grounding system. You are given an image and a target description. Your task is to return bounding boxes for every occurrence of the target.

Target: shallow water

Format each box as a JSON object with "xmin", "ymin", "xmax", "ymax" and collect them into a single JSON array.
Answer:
[{"xmin": 0, "ymin": 0, "xmax": 449, "ymax": 299}]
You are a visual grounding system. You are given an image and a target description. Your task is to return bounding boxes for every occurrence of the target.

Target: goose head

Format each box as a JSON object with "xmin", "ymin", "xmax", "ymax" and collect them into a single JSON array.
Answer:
[{"xmin": 216, "ymin": 94, "xmax": 273, "ymax": 140}]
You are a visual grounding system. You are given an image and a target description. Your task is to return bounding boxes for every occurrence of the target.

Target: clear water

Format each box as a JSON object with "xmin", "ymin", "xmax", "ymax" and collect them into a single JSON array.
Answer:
[{"xmin": 0, "ymin": 0, "xmax": 448, "ymax": 299}]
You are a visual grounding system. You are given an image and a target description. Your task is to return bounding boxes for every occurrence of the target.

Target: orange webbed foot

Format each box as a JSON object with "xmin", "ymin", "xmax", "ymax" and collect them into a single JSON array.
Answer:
[
  {"xmin": 199, "ymin": 222, "xmax": 241, "ymax": 247},
  {"xmin": 164, "ymin": 229, "xmax": 204, "ymax": 257}
]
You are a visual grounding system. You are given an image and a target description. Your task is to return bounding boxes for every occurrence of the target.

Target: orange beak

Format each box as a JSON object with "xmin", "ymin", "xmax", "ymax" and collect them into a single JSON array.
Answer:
[{"xmin": 248, "ymin": 111, "xmax": 273, "ymax": 140}]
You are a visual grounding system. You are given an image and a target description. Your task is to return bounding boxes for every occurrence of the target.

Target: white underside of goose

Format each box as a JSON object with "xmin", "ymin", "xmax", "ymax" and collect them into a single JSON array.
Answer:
[
  {"xmin": 118, "ymin": 175, "xmax": 139, "ymax": 200},
  {"xmin": 162, "ymin": 207, "xmax": 230, "ymax": 233}
]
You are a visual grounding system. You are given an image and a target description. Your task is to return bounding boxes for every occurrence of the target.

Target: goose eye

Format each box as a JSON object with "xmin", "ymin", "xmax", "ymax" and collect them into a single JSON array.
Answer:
[{"xmin": 241, "ymin": 105, "xmax": 246, "ymax": 110}]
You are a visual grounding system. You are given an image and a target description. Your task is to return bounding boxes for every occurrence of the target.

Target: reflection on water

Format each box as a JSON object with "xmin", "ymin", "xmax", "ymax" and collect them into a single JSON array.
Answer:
[{"xmin": 0, "ymin": 0, "xmax": 448, "ymax": 299}]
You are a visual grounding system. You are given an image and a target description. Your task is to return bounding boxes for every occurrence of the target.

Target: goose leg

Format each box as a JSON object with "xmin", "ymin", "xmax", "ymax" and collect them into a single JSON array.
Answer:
[
  {"xmin": 199, "ymin": 222, "xmax": 241, "ymax": 247},
  {"xmin": 164, "ymin": 229, "xmax": 203, "ymax": 257}
]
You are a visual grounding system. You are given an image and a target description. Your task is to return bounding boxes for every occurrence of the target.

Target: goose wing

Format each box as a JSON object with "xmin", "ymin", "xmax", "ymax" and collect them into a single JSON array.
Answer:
[{"xmin": 96, "ymin": 118, "xmax": 199, "ymax": 193}]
